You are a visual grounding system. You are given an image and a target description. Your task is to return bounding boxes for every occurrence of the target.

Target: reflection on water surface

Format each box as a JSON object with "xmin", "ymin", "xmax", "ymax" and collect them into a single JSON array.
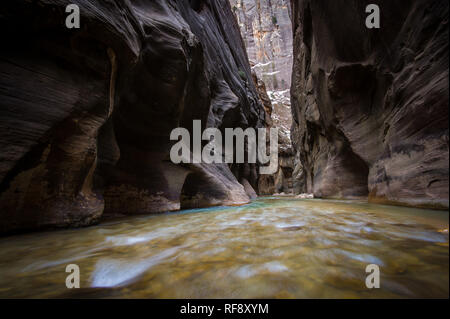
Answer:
[{"xmin": 0, "ymin": 197, "xmax": 448, "ymax": 298}]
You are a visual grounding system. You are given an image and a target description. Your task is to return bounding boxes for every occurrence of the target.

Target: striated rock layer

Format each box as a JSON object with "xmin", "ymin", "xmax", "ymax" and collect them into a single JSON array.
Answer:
[
  {"xmin": 252, "ymin": 68, "xmax": 294, "ymax": 195},
  {"xmin": 232, "ymin": 0, "xmax": 295, "ymax": 194},
  {"xmin": 290, "ymin": 0, "xmax": 449, "ymax": 209},
  {"xmin": 0, "ymin": 0, "xmax": 266, "ymax": 234},
  {"xmin": 230, "ymin": 0, "xmax": 293, "ymax": 91},
  {"xmin": 231, "ymin": 0, "xmax": 294, "ymax": 163}
]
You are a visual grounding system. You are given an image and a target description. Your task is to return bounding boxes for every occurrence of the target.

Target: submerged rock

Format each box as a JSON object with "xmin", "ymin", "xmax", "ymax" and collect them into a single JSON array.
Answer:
[
  {"xmin": 0, "ymin": 0, "xmax": 266, "ymax": 233},
  {"xmin": 290, "ymin": 0, "xmax": 449, "ymax": 209}
]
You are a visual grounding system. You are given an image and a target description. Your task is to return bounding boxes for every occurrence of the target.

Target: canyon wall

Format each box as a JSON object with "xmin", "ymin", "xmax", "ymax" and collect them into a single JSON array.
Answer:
[
  {"xmin": 231, "ymin": 0, "xmax": 295, "ymax": 194},
  {"xmin": 0, "ymin": 0, "xmax": 266, "ymax": 234},
  {"xmin": 290, "ymin": 0, "xmax": 449, "ymax": 209},
  {"xmin": 230, "ymin": 0, "xmax": 292, "ymax": 91}
]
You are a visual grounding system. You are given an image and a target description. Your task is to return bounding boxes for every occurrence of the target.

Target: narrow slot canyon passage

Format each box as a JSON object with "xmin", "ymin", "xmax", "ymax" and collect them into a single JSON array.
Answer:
[
  {"xmin": 0, "ymin": 0, "xmax": 448, "ymax": 299},
  {"xmin": 231, "ymin": 0, "xmax": 297, "ymax": 195}
]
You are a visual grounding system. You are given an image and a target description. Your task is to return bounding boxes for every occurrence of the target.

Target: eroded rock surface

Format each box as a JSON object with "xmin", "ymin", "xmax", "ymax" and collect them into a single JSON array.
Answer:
[
  {"xmin": 233, "ymin": 0, "xmax": 295, "ymax": 195},
  {"xmin": 251, "ymin": 70, "xmax": 294, "ymax": 195},
  {"xmin": 230, "ymin": 0, "xmax": 293, "ymax": 91},
  {"xmin": 0, "ymin": 0, "xmax": 265, "ymax": 234},
  {"xmin": 290, "ymin": 0, "xmax": 449, "ymax": 209}
]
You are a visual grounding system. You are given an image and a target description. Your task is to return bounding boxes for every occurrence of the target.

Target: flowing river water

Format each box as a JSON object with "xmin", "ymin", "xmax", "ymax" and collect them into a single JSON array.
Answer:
[{"xmin": 0, "ymin": 197, "xmax": 448, "ymax": 298}]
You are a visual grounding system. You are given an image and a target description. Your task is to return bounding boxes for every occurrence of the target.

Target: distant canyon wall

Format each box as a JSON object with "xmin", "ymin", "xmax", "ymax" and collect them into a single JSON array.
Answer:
[
  {"xmin": 290, "ymin": 0, "xmax": 449, "ymax": 209},
  {"xmin": 0, "ymin": 0, "xmax": 267, "ymax": 234},
  {"xmin": 231, "ymin": 0, "xmax": 295, "ymax": 194},
  {"xmin": 230, "ymin": 0, "xmax": 293, "ymax": 92}
]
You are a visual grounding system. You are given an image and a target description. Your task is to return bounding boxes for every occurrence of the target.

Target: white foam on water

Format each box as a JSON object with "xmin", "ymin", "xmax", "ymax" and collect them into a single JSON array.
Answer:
[
  {"xmin": 336, "ymin": 249, "xmax": 385, "ymax": 266},
  {"xmin": 235, "ymin": 261, "xmax": 289, "ymax": 279},
  {"xmin": 275, "ymin": 222, "xmax": 306, "ymax": 229},
  {"xmin": 105, "ymin": 233, "xmax": 160, "ymax": 246},
  {"xmin": 105, "ymin": 227, "xmax": 177, "ymax": 246},
  {"xmin": 219, "ymin": 220, "xmax": 247, "ymax": 227},
  {"xmin": 262, "ymin": 261, "xmax": 289, "ymax": 273},
  {"xmin": 90, "ymin": 247, "xmax": 179, "ymax": 288},
  {"xmin": 235, "ymin": 265, "xmax": 258, "ymax": 279},
  {"xmin": 388, "ymin": 230, "xmax": 448, "ymax": 243}
]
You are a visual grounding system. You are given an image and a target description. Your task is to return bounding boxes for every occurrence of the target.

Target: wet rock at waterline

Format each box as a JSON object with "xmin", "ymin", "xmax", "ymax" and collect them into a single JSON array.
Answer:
[
  {"xmin": 290, "ymin": 0, "xmax": 449, "ymax": 209},
  {"xmin": 0, "ymin": 0, "xmax": 266, "ymax": 234}
]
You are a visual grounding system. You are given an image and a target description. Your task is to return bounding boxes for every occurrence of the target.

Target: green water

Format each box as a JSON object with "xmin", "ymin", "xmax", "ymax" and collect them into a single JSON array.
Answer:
[{"xmin": 0, "ymin": 197, "xmax": 448, "ymax": 298}]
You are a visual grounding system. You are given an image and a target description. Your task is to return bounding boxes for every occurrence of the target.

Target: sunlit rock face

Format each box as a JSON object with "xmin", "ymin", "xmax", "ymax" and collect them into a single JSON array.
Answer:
[
  {"xmin": 230, "ymin": 0, "xmax": 294, "ymax": 143},
  {"xmin": 232, "ymin": 0, "xmax": 295, "ymax": 194},
  {"xmin": 251, "ymin": 67, "xmax": 294, "ymax": 195},
  {"xmin": 230, "ymin": 0, "xmax": 293, "ymax": 91},
  {"xmin": 290, "ymin": 0, "xmax": 449, "ymax": 209},
  {"xmin": 0, "ymin": 0, "xmax": 265, "ymax": 234}
]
